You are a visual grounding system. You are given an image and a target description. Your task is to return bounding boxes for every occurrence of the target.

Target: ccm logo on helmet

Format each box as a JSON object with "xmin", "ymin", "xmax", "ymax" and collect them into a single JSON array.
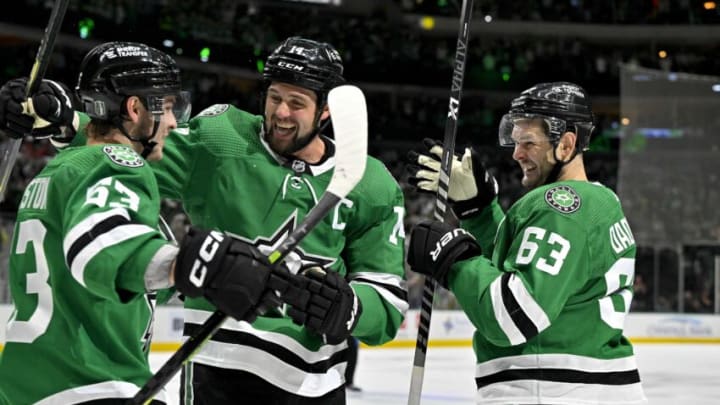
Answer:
[
  {"xmin": 278, "ymin": 61, "xmax": 304, "ymax": 71},
  {"xmin": 430, "ymin": 228, "xmax": 471, "ymax": 262},
  {"xmin": 189, "ymin": 231, "xmax": 225, "ymax": 287}
]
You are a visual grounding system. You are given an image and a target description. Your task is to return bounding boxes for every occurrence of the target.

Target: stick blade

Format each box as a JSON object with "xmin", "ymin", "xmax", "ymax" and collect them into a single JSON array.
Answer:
[{"xmin": 326, "ymin": 85, "xmax": 367, "ymax": 198}]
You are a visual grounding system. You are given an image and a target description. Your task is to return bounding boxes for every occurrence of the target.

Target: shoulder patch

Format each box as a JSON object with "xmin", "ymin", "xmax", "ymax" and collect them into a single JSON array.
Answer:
[
  {"xmin": 197, "ymin": 104, "xmax": 229, "ymax": 117},
  {"xmin": 102, "ymin": 145, "xmax": 144, "ymax": 168},
  {"xmin": 544, "ymin": 185, "xmax": 581, "ymax": 213}
]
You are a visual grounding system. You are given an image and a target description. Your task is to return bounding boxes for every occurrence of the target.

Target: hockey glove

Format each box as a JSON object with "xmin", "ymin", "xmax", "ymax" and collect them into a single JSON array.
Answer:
[
  {"xmin": 407, "ymin": 220, "xmax": 481, "ymax": 288},
  {"xmin": 0, "ymin": 77, "xmax": 76, "ymax": 145},
  {"xmin": 287, "ymin": 266, "xmax": 362, "ymax": 345},
  {"xmin": 174, "ymin": 227, "xmax": 282, "ymax": 323},
  {"xmin": 407, "ymin": 138, "xmax": 498, "ymax": 219}
]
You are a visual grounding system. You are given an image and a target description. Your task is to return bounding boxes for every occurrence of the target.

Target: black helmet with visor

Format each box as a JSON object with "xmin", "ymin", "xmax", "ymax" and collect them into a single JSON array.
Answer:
[
  {"xmin": 76, "ymin": 42, "xmax": 191, "ymax": 156},
  {"xmin": 261, "ymin": 37, "xmax": 345, "ymax": 155},
  {"xmin": 498, "ymin": 82, "xmax": 594, "ymax": 153},
  {"xmin": 262, "ymin": 37, "xmax": 345, "ymax": 109}
]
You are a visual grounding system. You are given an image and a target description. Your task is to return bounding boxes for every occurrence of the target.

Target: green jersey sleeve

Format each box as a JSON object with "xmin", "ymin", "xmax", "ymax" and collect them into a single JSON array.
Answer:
[
  {"xmin": 59, "ymin": 145, "xmax": 174, "ymax": 299},
  {"xmin": 461, "ymin": 196, "xmax": 505, "ymax": 257},
  {"xmin": 343, "ymin": 160, "xmax": 407, "ymax": 345}
]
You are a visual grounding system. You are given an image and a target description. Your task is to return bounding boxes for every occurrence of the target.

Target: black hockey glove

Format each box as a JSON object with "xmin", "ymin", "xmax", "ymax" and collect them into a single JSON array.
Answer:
[
  {"xmin": 407, "ymin": 138, "xmax": 498, "ymax": 219},
  {"xmin": 407, "ymin": 220, "xmax": 481, "ymax": 288},
  {"xmin": 0, "ymin": 77, "xmax": 76, "ymax": 143},
  {"xmin": 287, "ymin": 266, "xmax": 362, "ymax": 345},
  {"xmin": 174, "ymin": 227, "xmax": 282, "ymax": 323}
]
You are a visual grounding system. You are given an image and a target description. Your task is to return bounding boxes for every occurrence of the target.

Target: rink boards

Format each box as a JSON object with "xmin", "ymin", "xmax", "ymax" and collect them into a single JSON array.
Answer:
[{"xmin": 1, "ymin": 306, "xmax": 719, "ymax": 351}]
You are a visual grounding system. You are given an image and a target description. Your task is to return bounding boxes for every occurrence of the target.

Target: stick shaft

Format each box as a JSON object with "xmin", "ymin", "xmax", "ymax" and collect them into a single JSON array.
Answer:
[
  {"xmin": 407, "ymin": 1, "xmax": 474, "ymax": 403},
  {"xmin": 0, "ymin": 0, "xmax": 69, "ymax": 202}
]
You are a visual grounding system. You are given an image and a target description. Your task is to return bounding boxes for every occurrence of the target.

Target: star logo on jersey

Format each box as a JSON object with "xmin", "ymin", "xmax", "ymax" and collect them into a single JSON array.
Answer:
[
  {"xmin": 197, "ymin": 104, "xmax": 229, "ymax": 117},
  {"xmin": 227, "ymin": 211, "xmax": 335, "ymax": 274},
  {"xmin": 545, "ymin": 185, "xmax": 581, "ymax": 214},
  {"xmin": 103, "ymin": 145, "xmax": 144, "ymax": 167}
]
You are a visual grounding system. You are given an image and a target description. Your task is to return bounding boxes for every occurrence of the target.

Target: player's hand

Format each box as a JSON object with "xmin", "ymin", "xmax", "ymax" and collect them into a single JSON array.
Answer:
[
  {"xmin": 407, "ymin": 138, "xmax": 498, "ymax": 219},
  {"xmin": 287, "ymin": 266, "xmax": 362, "ymax": 345},
  {"xmin": 0, "ymin": 78, "xmax": 34, "ymax": 139},
  {"xmin": 174, "ymin": 227, "xmax": 282, "ymax": 323},
  {"xmin": 0, "ymin": 77, "xmax": 77, "ymax": 144},
  {"xmin": 407, "ymin": 220, "xmax": 481, "ymax": 288}
]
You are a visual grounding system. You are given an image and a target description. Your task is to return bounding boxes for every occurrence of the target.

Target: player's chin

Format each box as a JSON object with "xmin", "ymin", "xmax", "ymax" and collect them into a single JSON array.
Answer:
[
  {"xmin": 268, "ymin": 136, "xmax": 295, "ymax": 155},
  {"xmin": 521, "ymin": 174, "xmax": 541, "ymax": 190}
]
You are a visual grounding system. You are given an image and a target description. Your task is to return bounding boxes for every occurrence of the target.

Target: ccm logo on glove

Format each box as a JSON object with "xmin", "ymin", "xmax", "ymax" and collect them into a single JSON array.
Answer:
[
  {"xmin": 190, "ymin": 230, "xmax": 225, "ymax": 287},
  {"xmin": 431, "ymin": 228, "xmax": 472, "ymax": 262}
]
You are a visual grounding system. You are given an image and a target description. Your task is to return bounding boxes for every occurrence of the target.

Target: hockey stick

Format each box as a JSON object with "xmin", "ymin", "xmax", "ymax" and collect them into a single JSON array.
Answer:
[
  {"xmin": 407, "ymin": 1, "xmax": 474, "ymax": 404},
  {"xmin": 129, "ymin": 85, "xmax": 368, "ymax": 405},
  {"xmin": 0, "ymin": 0, "xmax": 69, "ymax": 202}
]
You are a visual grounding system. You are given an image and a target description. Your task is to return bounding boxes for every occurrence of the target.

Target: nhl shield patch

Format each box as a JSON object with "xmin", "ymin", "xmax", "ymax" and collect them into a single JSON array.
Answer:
[
  {"xmin": 103, "ymin": 145, "xmax": 144, "ymax": 168},
  {"xmin": 544, "ymin": 185, "xmax": 581, "ymax": 213}
]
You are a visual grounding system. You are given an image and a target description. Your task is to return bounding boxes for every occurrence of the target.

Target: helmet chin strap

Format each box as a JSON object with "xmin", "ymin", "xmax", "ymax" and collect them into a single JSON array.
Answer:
[
  {"xmin": 113, "ymin": 116, "xmax": 161, "ymax": 158},
  {"xmin": 544, "ymin": 143, "xmax": 579, "ymax": 185}
]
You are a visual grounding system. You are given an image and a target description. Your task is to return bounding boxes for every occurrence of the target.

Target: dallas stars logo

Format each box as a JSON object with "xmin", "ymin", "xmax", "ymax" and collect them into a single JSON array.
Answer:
[
  {"xmin": 544, "ymin": 185, "xmax": 581, "ymax": 214},
  {"xmin": 103, "ymin": 145, "xmax": 144, "ymax": 167},
  {"xmin": 197, "ymin": 104, "xmax": 229, "ymax": 117},
  {"xmin": 227, "ymin": 210, "xmax": 335, "ymax": 274}
]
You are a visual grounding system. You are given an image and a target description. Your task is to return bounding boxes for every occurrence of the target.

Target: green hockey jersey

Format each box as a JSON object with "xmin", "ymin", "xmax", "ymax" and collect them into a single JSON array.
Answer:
[
  {"xmin": 452, "ymin": 181, "xmax": 646, "ymax": 404},
  {"xmin": 0, "ymin": 145, "xmax": 177, "ymax": 404},
  {"xmin": 145, "ymin": 104, "xmax": 407, "ymax": 396}
]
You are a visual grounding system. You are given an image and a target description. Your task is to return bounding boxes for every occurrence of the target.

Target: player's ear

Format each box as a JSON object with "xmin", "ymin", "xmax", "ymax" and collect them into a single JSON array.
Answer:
[
  {"xmin": 557, "ymin": 131, "xmax": 577, "ymax": 162},
  {"xmin": 125, "ymin": 96, "xmax": 142, "ymax": 123},
  {"xmin": 320, "ymin": 103, "xmax": 330, "ymax": 121}
]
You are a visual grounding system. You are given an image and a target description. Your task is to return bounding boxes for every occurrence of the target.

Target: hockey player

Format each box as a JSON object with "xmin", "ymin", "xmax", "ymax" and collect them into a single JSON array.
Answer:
[
  {"xmin": 3, "ymin": 37, "xmax": 409, "ymax": 404},
  {"xmin": 165, "ymin": 36, "xmax": 407, "ymax": 405},
  {"xmin": 0, "ymin": 42, "xmax": 286, "ymax": 404},
  {"xmin": 406, "ymin": 82, "xmax": 647, "ymax": 404}
]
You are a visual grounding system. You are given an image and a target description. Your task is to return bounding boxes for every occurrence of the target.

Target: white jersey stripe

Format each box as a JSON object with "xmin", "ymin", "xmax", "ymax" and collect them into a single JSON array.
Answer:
[
  {"xmin": 69, "ymin": 224, "xmax": 155, "ymax": 287},
  {"xmin": 490, "ymin": 275, "xmax": 526, "ymax": 345},
  {"xmin": 507, "ymin": 273, "xmax": 551, "ymax": 334},
  {"xmin": 476, "ymin": 380, "xmax": 646, "ymax": 405},
  {"xmin": 349, "ymin": 271, "xmax": 404, "ymax": 287},
  {"xmin": 352, "ymin": 281, "xmax": 409, "ymax": 314},
  {"xmin": 189, "ymin": 340, "xmax": 346, "ymax": 397},
  {"xmin": 184, "ymin": 309, "xmax": 346, "ymax": 363},
  {"xmin": 475, "ymin": 354, "xmax": 646, "ymax": 404},
  {"xmin": 35, "ymin": 380, "xmax": 168, "ymax": 405},
  {"xmin": 63, "ymin": 207, "xmax": 130, "ymax": 255},
  {"xmin": 476, "ymin": 353, "xmax": 640, "ymax": 376},
  {"xmin": 476, "ymin": 380, "xmax": 647, "ymax": 405}
]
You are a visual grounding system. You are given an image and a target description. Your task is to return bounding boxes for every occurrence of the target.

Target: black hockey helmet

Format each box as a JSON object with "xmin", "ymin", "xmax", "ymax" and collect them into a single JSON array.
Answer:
[
  {"xmin": 499, "ymin": 82, "xmax": 595, "ymax": 152},
  {"xmin": 262, "ymin": 36, "xmax": 345, "ymax": 107},
  {"xmin": 76, "ymin": 41, "xmax": 190, "ymax": 124}
]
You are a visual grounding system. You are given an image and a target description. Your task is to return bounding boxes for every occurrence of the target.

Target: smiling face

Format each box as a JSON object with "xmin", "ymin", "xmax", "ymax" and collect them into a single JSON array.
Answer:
[
  {"xmin": 510, "ymin": 118, "xmax": 557, "ymax": 190},
  {"xmin": 263, "ymin": 82, "xmax": 328, "ymax": 156}
]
